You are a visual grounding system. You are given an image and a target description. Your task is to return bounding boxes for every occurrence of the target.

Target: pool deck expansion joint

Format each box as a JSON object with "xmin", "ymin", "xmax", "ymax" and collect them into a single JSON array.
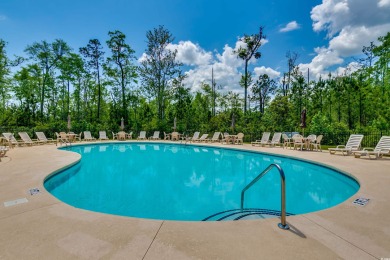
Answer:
[{"xmin": 142, "ymin": 220, "xmax": 164, "ymax": 260}]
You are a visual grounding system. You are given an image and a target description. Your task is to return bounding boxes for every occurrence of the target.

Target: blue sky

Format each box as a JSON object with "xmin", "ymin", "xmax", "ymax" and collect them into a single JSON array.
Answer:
[{"xmin": 1, "ymin": 0, "xmax": 390, "ymax": 92}]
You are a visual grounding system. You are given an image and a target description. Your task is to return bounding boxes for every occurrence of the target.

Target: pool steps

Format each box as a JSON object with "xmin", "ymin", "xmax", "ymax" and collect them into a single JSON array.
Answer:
[{"xmin": 202, "ymin": 208, "xmax": 294, "ymax": 221}]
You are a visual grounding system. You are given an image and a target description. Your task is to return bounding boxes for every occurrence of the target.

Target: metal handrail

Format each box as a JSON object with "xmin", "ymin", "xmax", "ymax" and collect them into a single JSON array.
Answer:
[{"xmin": 241, "ymin": 163, "xmax": 289, "ymax": 230}]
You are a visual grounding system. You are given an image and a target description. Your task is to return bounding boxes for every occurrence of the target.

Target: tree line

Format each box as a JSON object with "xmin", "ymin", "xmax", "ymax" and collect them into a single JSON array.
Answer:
[{"xmin": 0, "ymin": 26, "xmax": 389, "ymax": 143}]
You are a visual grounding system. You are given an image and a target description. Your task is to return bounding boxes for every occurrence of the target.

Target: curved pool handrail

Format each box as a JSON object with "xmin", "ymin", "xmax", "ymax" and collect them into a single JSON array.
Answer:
[{"xmin": 241, "ymin": 163, "xmax": 289, "ymax": 230}]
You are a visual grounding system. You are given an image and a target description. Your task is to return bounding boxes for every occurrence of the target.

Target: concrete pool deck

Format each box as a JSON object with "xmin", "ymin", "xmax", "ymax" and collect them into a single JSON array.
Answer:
[{"xmin": 0, "ymin": 142, "xmax": 389, "ymax": 259}]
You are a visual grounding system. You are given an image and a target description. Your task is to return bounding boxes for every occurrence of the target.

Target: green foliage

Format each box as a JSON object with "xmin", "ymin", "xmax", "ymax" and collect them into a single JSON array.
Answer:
[
  {"xmin": 309, "ymin": 113, "xmax": 330, "ymax": 134},
  {"xmin": 0, "ymin": 30, "xmax": 390, "ymax": 147}
]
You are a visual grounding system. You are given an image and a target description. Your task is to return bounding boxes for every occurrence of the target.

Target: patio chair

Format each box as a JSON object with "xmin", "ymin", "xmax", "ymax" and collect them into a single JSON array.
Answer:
[
  {"xmin": 311, "ymin": 135, "xmax": 323, "ymax": 151},
  {"xmin": 193, "ymin": 134, "xmax": 208, "ymax": 142},
  {"xmin": 293, "ymin": 134, "xmax": 305, "ymax": 150},
  {"xmin": 18, "ymin": 132, "xmax": 42, "ymax": 146},
  {"xmin": 112, "ymin": 132, "xmax": 118, "ymax": 140},
  {"xmin": 353, "ymin": 136, "xmax": 390, "ymax": 159},
  {"xmin": 235, "ymin": 133, "xmax": 244, "ymax": 145},
  {"xmin": 83, "ymin": 131, "xmax": 96, "ymax": 141},
  {"xmin": 126, "ymin": 132, "xmax": 133, "ymax": 139},
  {"xmin": 35, "ymin": 132, "xmax": 56, "ymax": 144},
  {"xmin": 282, "ymin": 133, "xmax": 294, "ymax": 149},
  {"xmin": 164, "ymin": 132, "xmax": 170, "ymax": 140},
  {"xmin": 98, "ymin": 131, "xmax": 109, "ymax": 141},
  {"xmin": 251, "ymin": 132, "xmax": 270, "ymax": 146},
  {"xmin": 265, "ymin": 132, "xmax": 282, "ymax": 147},
  {"xmin": 2, "ymin": 133, "xmax": 21, "ymax": 148},
  {"xmin": 137, "ymin": 131, "xmax": 147, "ymax": 140},
  {"xmin": 0, "ymin": 145, "xmax": 8, "ymax": 157},
  {"xmin": 0, "ymin": 137, "xmax": 9, "ymax": 160},
  {"xmin": 188, "ymin": 132, "xmax": 200, "ymax": 142},
  {"xmin": 55, "ymin": 132, "xmax": 71, "ymax": 146},
  {"xmin": 329, "ymin": 134, "xmax": 364, "ymax": 156},
  {"xmin": 149, "ymin": 131, "xmax": 160, "ymax": 140},
  {"xmin": 222, "ymin": 133, "xmax": 230, "ymax": 144},
  {"xmin": 207, "ymin": 132, "xmax": 221, "ymax": 142}
]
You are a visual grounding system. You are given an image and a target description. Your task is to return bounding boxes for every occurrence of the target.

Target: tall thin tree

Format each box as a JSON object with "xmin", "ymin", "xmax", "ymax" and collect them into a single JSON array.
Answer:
[
  {"xmin": 80, "ymin": 39, "xmax": 104, "ymax": 120},
  {"xmin": 25, "ymin": 39, "xmax": 70, "ymax": 120},
  {"xmin": 235, "ymin": 26, "xmax": 266, "ymax": 113},
  {"xmin": 139, "ymin": 25, "xmax": 183, "ymax": 121},
  {"xmin": 104, "ymin": 30, "xmax": 137, "ymax": 124}
]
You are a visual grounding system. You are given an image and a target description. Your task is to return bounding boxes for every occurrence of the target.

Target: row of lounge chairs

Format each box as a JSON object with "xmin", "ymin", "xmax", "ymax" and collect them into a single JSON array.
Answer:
[
  {"xmin": 329, "ymin": 134, "xmax": 390, "ymax": 159},
  {"xmin": 133, "ymin": 131, "xmax": 244, "ymax": 144},
  {"xmin": 1, "ymin": 131, "xmax": 102, "ymax": 147},
  {"xmin": 251, "ymin": 132, "xmax": 322, "ymax": 151},
  {"xmin": 1, "ymin": 131, "xmax": 245, "ymax": 147}
]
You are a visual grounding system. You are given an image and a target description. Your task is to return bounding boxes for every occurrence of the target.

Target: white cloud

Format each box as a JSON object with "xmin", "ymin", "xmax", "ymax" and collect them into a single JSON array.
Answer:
[
  {"xmin": 253, "ymin": 66, "xmax": 281, "ymax": 79},
  {"xmin": 302, "ymin": 0, "xmax": 390, "ymax": 79},
  {"xmin": 183, "ymin": 42, "xmax": 243, "ymax": 93},
  {"xmin": 311, "ymin": 0, "xmax": 349, "ymax": 36},
  {"xmin": 137, "ymin": 38, "xmax": 278, "ymax": 94},
  {"xmin": 378, "ymin": 0, "xmax": 390, "ymax": 7},
  {"xmin": 312, "ymin": 0, "xmax": 390, "ymax": 37},
  {"xmin": 137, "ymin": 52, "xmax": 148, "ymax": 63},
  {"xmin": 328, "ymin": 23, "xmax": 390, "ymax": 57},
  {"xmin": 168, "ymin": 41, "xmax": 213, "ymax": 66},
  {"xmin": 279, "ymin": 21, "xmax": 300, "ymax": 32}
]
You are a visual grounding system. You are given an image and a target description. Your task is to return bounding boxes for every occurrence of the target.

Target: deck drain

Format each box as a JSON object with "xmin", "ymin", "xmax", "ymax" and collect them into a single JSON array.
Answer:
[
  {"xmin": 353, "ymin": 197, "xmax": 370, "ymax": 206},
  {"xmin": 29, "ymin": 188, "xmax": 40, "ymax": 195}
]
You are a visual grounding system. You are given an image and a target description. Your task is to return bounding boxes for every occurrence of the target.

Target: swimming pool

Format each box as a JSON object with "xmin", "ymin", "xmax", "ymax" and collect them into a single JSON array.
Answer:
[{"xmin": 44, "ymin": 143, "xmax": 359, "ymax": 221}]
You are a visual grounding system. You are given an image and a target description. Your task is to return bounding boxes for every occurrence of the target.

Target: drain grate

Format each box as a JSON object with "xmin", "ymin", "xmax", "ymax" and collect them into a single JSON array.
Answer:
[
  {"xmin": 29, "ymin": 188, "xmax": 40, "ymax": 195},
  {"xmin": 353, "ymin": 197, "xmax": 370, "ymax": 206}
]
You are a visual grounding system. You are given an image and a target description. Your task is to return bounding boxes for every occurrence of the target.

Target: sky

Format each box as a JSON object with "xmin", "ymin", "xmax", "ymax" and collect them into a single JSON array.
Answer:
[{"xmin": 1, "ymin": 0, "xmax": 390, "ymax": 93}]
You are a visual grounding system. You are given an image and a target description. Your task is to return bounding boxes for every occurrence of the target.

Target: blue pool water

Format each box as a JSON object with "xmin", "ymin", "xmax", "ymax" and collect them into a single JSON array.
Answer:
[{"xmin": 44, "ymin": 143, "xmax": 359, "ymax": 221}]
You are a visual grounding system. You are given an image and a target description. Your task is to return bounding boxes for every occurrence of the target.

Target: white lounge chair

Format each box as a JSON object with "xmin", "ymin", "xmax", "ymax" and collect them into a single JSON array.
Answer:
[
  {"xmin": 251, "ymin": 132, "xmax": 270, "ymax": 146},
  {"xmin": 83, "ymin": 131, "xmax": 96, "ymax": 141},
  {"xmin": 2, "ymin": 133, "xmax": 21, "ymax": 148},
  {"xmin": 149, "ymin": 131, "xmax": 160, "ymax": 140},
  {"xmin": 137, "ymin": 131, "xmax": 147, "ymax": 140},
  {"xmin": 188, "ymin": 132, "xmax": 200, "ymax": 142},
  {"xmin": 353, "ymin": 136, "xmax": 390, "ymax": 159},
  {"xmin": 98, "ymin": 131, "xmax": 109, "ymax": 141},
  {"xmin": 35, "ymin": 132, "xmax": 56, "ymax": 144},
  {"xmin": 193, "ymin": 134, "xmax": 208, "ymax": 142},
  {"xmin": 207, "ymin": 132, "xmax": 221, "ymax": 142},
  {"xmin": 329, "ymin": 134, "xmax": 364, "ymax": 156},
  {"xmin": 265, "ymin": 132, "xmax": 281, "ymax": 147},
  {"xmin": 18, "ymin": 132, "xmax": 42, "ymax": 146}
]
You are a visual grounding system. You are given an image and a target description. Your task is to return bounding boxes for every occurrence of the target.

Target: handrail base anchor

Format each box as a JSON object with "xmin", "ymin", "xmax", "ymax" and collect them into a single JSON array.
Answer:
[{"xmin": 278, "ymin": 223, "xmax": 290, "ymax": 230}]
